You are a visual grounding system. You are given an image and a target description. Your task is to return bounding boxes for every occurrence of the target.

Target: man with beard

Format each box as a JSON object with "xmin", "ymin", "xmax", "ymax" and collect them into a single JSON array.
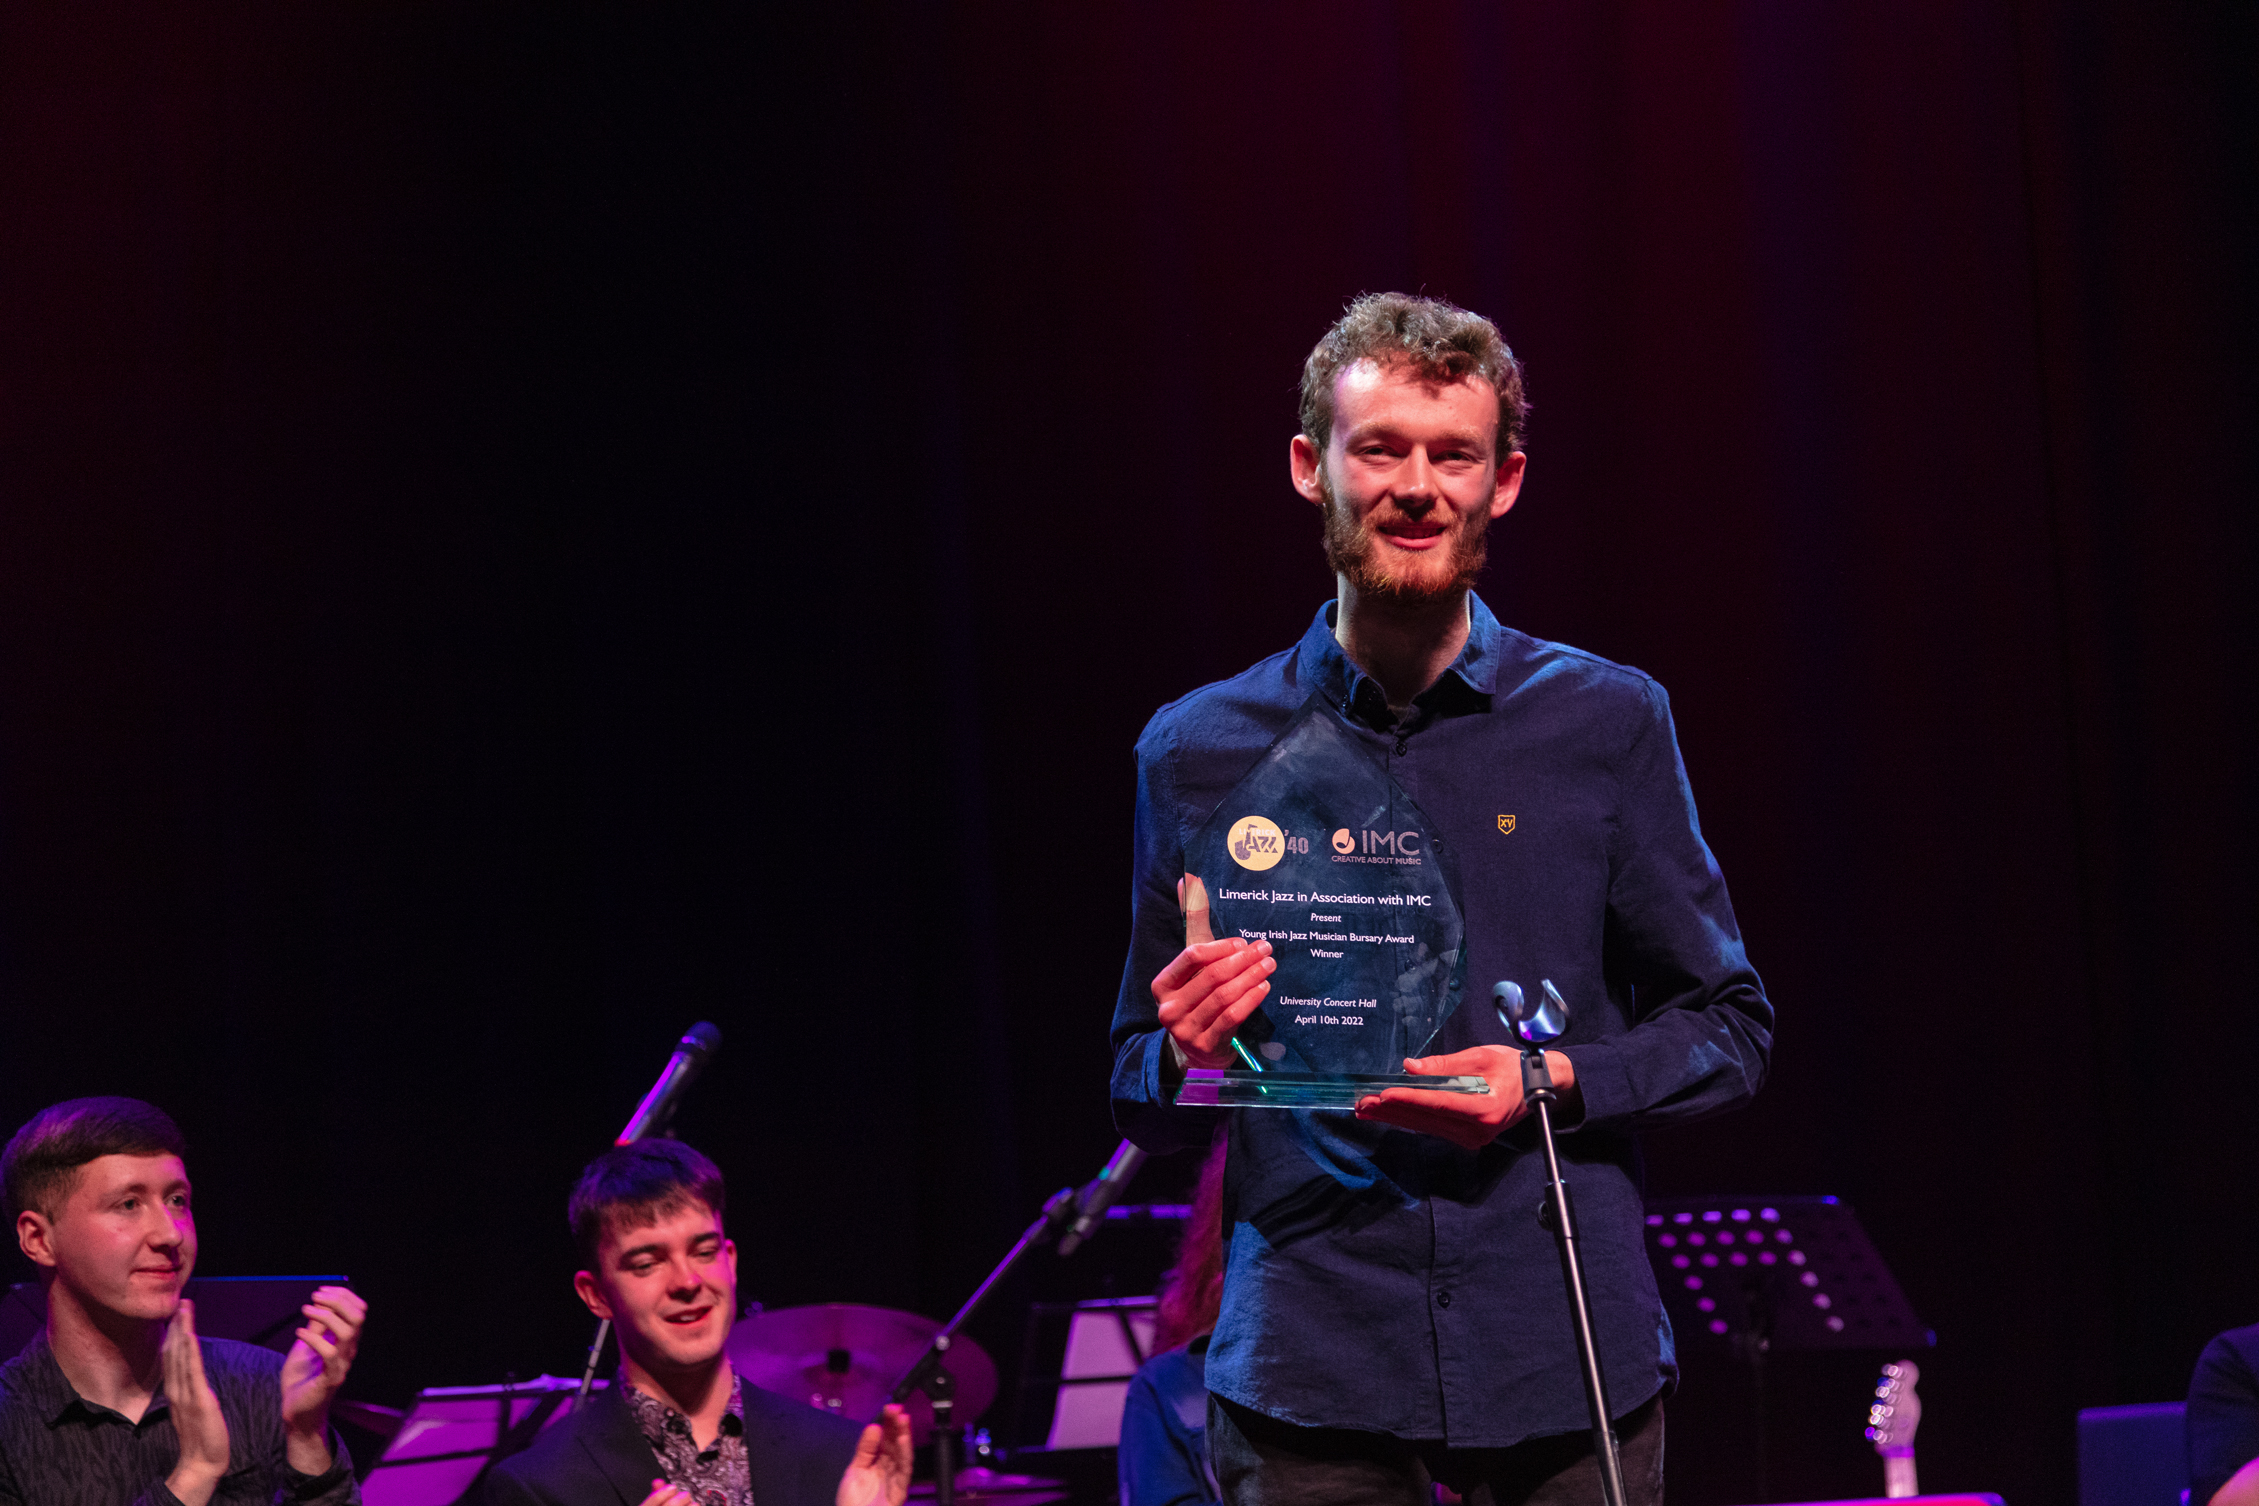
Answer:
[{"xmin": 1108, "ymin": 293, "xmax": 1773, "ymax": 1505}]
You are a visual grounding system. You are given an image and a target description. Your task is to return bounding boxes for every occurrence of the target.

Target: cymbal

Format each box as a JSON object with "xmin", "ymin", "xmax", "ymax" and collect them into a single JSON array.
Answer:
[{"xmin": 726, "ymin": 1303, "xmax": 998, "ymax": 1446}]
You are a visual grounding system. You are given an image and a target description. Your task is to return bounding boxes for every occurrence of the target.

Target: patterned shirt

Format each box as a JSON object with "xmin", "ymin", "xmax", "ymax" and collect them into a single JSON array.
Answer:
[
  {"xmin": 0, "ymin": 1331, "xmax": 357, "ymax": 1506},
  {"xmin": 623, "ymin": 1374, "xmax": 751, "ymax": 1506}
]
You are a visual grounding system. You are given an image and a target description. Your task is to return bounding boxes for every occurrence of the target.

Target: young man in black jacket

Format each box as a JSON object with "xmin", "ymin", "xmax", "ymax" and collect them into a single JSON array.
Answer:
[{"xmin": 479, "ymin": 1140, "xmax": 910, "ymax": 1506}]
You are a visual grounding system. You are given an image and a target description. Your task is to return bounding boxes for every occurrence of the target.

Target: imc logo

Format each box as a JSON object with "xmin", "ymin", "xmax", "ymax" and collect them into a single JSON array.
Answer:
[{"xmin": 1332, "ymin": 827, "xmax": 1424, "ymax": 856}]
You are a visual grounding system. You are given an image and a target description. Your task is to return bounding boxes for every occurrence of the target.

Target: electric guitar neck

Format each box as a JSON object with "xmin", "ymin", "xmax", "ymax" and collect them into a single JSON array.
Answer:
[{"xmin": 1866, "ymin": 1359, "xmax": 1922, "ymax": 1499}]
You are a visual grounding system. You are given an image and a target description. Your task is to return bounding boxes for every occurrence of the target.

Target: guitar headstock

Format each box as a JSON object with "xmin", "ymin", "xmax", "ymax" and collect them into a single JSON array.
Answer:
[{"xmin": 1866, "ymin": 1359, "xmax": 1922, "ymax": 1452}]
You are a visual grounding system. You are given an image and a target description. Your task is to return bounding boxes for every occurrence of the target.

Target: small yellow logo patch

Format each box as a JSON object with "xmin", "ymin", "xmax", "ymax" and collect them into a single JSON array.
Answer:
[
  {"xmin": 1228, "ymin": 815, "xmax": 1287, "ymax": 871},
  {"xmin": 1497, "ymin": 814, "xmax": 1517, "ymax": 836}
]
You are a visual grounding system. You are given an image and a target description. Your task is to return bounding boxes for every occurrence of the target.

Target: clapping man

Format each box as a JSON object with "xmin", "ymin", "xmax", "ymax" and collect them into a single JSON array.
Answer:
[
  {"xmin": 479, "ymin": 1139, "xmax": 912, "ymax": 1506},
  {"xmin": 0, "ymin": 1097, "xmax": 366, "ymax": 1505}
]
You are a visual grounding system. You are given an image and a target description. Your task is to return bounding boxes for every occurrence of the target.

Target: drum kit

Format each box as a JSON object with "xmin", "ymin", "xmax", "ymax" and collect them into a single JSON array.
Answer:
[{"xmin": 727, "ymin": 1302, "xmax": 1066, "ymax": 1504}]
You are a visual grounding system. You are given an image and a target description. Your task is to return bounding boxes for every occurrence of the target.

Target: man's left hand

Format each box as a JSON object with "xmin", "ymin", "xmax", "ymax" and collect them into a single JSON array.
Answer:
[
  {"xmin": 280, "ymin": 1285, "xmax": 367, "ymax": 1473},
  {"xmin": 1354, "ymin": 1046, "xmax": 1579, "ymax": 1150},
  {"xmin": 836, "ymin": 1404, "xmax": 913, "ymax": 1506}
]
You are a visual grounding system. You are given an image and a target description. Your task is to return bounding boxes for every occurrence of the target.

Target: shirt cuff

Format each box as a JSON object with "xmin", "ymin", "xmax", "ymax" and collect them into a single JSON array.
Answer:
[
  {"xmin": 282, "ymin": 1431, "xmax": 355, "ymax": 1500},
  {"xmin": 1554, "ymin": 1042, "xmax": 1628, "ymax": 1132}
]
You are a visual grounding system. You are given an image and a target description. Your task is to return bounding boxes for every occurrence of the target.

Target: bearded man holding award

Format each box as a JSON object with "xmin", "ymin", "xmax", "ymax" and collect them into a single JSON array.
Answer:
[{"xmin": 1109, "ymin": 293, "xmax": 1774, "ymax": 1506}]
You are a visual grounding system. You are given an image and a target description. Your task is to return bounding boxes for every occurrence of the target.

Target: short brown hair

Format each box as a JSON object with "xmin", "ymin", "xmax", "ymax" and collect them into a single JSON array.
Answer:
[
  {"xmin": 2, "ymin": 1098, "xmax": 187, "ymax": 1222},
  {"xmin": 1299, "ymin": 292, "xmax": 1528, "ymax": 459},
  {"xmin": 568, "ymin": 1139, "xmax": 727, "ymax": 1268}
]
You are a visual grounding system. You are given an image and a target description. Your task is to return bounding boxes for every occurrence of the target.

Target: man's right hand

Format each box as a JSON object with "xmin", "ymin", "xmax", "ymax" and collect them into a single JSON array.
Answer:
[
  {"xmin": 1150, "ymin": 875, "xmax": 1275, "ymax": 1072},
  {"xmin": 162, "ymin": 1299, "xmax": 231, "ymax": 1506},
  {"xmin": 637, "ymin": 1485, "xmax": 693, "ymax": 1506}
]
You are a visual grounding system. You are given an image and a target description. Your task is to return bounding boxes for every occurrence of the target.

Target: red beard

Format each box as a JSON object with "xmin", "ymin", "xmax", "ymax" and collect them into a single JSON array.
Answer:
[{"xmin": 1319, "ymin": 478, "xmax": 1490, "ymax": 607}]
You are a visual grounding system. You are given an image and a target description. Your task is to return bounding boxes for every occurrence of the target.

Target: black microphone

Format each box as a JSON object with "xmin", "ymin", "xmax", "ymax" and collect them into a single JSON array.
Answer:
[
  {"xmin": 1057, "ymin": 1140, "xmax": 1147, "ymax": 1256},
  {"xmin": 616, "ymin": 1021, "xmax": 723, "ymax": 1145}
]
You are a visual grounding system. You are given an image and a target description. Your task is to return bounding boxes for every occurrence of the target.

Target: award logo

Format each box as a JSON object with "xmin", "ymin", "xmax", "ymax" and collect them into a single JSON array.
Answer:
[
  {"xmin": 1187, "ymin": 695, "xmax": 1468, "ymax": 1083},
  {"xmin": 1227, "ymin": 815, "xmax": 1287, "ymax": 871}
]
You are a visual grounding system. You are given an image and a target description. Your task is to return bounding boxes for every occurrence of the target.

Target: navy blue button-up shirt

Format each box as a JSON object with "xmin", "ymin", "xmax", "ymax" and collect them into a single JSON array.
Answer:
[{"xmin": 1110, "ymin": 598, "xmax": 1772, "ymax": 1449}]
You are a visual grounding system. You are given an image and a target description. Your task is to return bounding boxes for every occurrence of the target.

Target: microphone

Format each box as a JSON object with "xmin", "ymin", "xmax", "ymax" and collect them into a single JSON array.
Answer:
[
  {"xmin": 1056, "ymin": 1140, "xmax": 1147, "ymax": 1256},
  {"xmin": 616, "ymin": 1022, "xmax": 723, "ymax": 1145}
]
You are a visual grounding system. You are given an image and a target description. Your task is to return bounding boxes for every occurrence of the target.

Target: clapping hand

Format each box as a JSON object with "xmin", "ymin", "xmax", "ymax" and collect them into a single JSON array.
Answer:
[
  {"xmin": 280, "ymin": 1284, "xmax": 367, "ymax": 1472},
  {"xmin": 836, "ymin": 1404, "xmax": 914, "ymax": 1506},
  {"xmin": 162, "ymin": 1299, "xmax": 231, "ymax": 1506}
]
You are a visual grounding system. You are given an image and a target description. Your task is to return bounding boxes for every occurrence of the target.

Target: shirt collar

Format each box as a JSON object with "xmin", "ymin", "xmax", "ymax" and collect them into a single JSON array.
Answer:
[
  {"xmin": 625, "ymin": 1371, "xmax": 745, "ymax": 1437},
  {"xmin": 1294, "ymin": 594, "xmax": 1504, "ymax": 718},
  {"xmin": 9, "ymin": 1331, "xmax": 166, "ymax": 1428}
]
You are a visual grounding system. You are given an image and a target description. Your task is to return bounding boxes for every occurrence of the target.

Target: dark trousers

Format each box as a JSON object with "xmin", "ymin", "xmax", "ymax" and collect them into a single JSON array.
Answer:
[{"xmin": 1207, "ymin": 1393, "xmax": 1665, "ymax": 1506}]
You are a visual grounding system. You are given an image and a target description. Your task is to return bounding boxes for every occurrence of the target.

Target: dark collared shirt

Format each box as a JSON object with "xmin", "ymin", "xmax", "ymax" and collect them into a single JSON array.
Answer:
[
  {"xmin": 623, "ymin": 1376, "xmax": 751, "ymax": 1506},
  {"xmin": 1110, "ymin": 598, "xmax": 1772, "ymax": 1449},
  {"xmin": 0, "ymin": 1331, "xmax": 356, "ymax": 1506}
]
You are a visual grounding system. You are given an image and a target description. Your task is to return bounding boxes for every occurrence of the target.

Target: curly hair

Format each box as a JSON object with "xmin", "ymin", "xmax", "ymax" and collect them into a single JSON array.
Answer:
[{"xmin": 1299, "ymin": 291, "xmax": 1528, "ymax": 459}]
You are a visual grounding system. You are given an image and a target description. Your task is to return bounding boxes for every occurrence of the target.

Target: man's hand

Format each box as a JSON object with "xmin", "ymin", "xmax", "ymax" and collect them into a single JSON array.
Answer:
[
  {"xmin": 836, "ymin": 1404, "xmax": 913, "ymax": 1506},
  {"xmin": 163, "ymin": 1299, "xmax": 232, "ymax": 1506},
  {"xmin": 637, "ymin": 1484, "xmax": 693, "ymax": 1506},
  {"xmin": 279, "ymin": 1285, "xmax": 366, "ymax": 1475},
  {"xmin": 1151, "ymin": 875, "xmax": 1275, "ymax": 1072},
  {"xmin": 1354, "ymin": 1046, "xmax": 1580, "ymax": 1150}
]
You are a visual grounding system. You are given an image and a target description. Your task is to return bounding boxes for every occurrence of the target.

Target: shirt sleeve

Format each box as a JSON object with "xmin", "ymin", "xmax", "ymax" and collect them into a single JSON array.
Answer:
[
  {"xmin": 204, "ymin": 1341, "xmax": 361, "ymax": 1506},
  {"xmin": 1561, "ymin": 679, "xmax": 1774, "ymax": 1133},
  {"xmin": 1117, "ymin": 1364, "xmax": 1220, "ymax": 1506},
  {"xmin": 2189, "ymin": 1330, "xmax": 2259, "ymax": 1506},
  {"xmin": 281, "ymin": 1433, "xmax": 358, "ymax": 1503},
  {"xmin": 1110, "ymin": 725, "xmax": 1227, "ymax": 1155}
]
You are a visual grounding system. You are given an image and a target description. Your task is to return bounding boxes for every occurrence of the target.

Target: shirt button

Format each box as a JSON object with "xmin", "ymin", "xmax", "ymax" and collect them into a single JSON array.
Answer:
[{"xmin": 1435, "ymin": 1291, "xmax": 1452, "ymax": 1309}]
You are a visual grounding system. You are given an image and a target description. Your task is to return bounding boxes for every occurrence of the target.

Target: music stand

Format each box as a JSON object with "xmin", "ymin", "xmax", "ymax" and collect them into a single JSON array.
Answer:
[
  {"xmin": 1643, "ymin": 1196, "xmax": 1931, "ymax": 1499},
  {"xmin": 360, "ymin": 1375, "xmax": 592, "ymax": 1505}
]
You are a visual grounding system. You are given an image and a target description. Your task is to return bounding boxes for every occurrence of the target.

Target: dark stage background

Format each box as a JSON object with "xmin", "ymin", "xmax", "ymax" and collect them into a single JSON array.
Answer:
[{"xmin": 2, "ymin": 4, "xmax": 2253, "ymax": 1502}]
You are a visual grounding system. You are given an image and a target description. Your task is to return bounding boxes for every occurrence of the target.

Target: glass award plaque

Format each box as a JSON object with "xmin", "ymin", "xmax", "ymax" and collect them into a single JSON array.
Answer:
[{"xmin": 1172, "ymin": 695, "xmax": 1489, "ymax": 1111}]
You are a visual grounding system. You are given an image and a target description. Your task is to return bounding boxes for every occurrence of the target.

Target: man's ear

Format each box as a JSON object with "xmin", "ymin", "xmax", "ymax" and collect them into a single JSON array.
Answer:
[
  {"xmin": 1290, "ymin": 433, "xmax": 1326, "ymax": 505},
  {"xmin": 16, "ymin": 1210, "xmax": 56, "ymax": 1270},
  {"xmin": 572, "ymin": 1270, "xmax": 614, "ymax": 1321},
  {"xmin": 1489, "ymin": 451, "xmax": 1527, "ymax": 520}
]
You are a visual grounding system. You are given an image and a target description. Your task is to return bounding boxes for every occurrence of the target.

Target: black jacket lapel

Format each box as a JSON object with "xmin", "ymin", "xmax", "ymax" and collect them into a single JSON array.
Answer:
[{"xmin": 573, "ymin": 1387, "xmax": 664, "ymax": 1505}]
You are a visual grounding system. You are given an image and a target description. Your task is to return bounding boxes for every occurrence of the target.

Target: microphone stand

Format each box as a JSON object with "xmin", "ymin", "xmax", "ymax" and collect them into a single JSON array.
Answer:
[
  {"xmin": 888, "ymin": 1149, "xmax": 1141, "ymax": 1505},
  {"xmin": 575, "ymin": 1022, "xmax": 722, "ymax": 1408},
  {"xmin": 1517, "ymin": 1029, "xmax": 1629, "ymax": 1506}
]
